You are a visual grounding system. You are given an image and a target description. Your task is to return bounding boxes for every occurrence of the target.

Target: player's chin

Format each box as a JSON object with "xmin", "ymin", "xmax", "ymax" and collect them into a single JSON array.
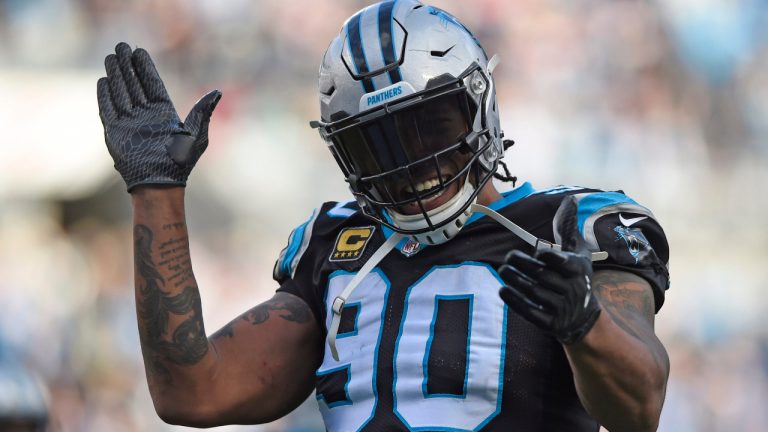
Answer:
[{"xmin": 395, "ymin": 180, "xmax": 461, "ymax": 215}]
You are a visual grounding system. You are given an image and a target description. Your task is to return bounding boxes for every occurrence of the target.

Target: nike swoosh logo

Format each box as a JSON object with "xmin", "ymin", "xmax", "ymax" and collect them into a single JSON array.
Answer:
[{"xmin": 619, "ymin": 214, "xmax": 648, "ymax": 227}]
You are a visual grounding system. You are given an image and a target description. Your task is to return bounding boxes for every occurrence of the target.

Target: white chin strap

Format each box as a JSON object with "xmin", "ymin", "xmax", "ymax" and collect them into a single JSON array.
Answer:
[
  {"xmin": 325, "ymin": 203, "xmax": 608, "ymax": 361},
  {"xmin": 387, "ymin": 181, "xmax": 476, "ymax": 246},
  {"xmin": 467, "ymin": 204, "xmax": 609, "ymax": 262}
]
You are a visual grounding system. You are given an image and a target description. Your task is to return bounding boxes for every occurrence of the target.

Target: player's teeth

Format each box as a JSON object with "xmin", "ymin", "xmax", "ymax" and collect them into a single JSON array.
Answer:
[
  {"xmin": 413, "ymin": 178, "xmax": 440, "ymax": 192},
  {"xmin": 404, "ymin": 177, "xmax": 447, "ymax": 195}
]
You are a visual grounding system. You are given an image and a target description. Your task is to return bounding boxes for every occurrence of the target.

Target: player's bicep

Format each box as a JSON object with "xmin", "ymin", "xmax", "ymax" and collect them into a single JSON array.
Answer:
[
  {"xmin": 593, "ymin": 270, "xmax": 669, "ymax": 371},
  {"xmin": 593, "ymin": 270, "xmax": 654, "ymax": 334},
  {"xmin": 207, "ymin": 292, "xmax": 323, "ymax": 424}
]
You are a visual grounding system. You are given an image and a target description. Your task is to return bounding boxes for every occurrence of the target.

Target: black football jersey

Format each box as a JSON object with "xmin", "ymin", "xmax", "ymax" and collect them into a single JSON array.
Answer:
[{"xmin": 274, "ymin": 182, "xmax": 670, "ymax": 432}]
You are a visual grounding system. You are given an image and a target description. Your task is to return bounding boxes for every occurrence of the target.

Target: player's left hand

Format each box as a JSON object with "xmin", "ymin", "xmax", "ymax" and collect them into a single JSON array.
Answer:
[{"xmin": 498, "ymin": 196, "xmax": 601, "ymax": 344}]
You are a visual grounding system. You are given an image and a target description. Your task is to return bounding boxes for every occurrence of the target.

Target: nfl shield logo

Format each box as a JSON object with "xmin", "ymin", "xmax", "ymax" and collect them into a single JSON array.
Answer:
[{"xmin": 400, "ymin": 238, "xmax": 422, "ymax": 257}]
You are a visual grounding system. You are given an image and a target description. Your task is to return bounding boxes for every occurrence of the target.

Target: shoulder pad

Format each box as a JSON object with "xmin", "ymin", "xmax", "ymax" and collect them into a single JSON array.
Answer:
[
  {"xmin": 273, "ymin": 208, "xmax": 321, "ymax": 281},
  {"xmin": 273, "ymin": 200, "xmax": 363, "ymax": 282},
  {"xmin": 555, "ymin": 191, "xmax": 660, "ymax": 259},
  {"xmin": 556, "ymin": 191, "xmax": 670, "ymax": 311},
  {"xmin": 325, "ymin": 200, "xmax": 359, "ymax": 219},
  {"xmin": 532, "ymin": 185, "xmax": 592, "ymax": 196}
]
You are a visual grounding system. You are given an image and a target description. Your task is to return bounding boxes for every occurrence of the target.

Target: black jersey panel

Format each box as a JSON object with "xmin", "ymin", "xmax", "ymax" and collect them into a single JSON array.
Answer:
[
  {"xmin": 425, "ymin": 296, "xmax": 471, "ymax": 397},
  {"xmin": 316, "ymin": 366, "xmax": 353, "ymax": 407}
]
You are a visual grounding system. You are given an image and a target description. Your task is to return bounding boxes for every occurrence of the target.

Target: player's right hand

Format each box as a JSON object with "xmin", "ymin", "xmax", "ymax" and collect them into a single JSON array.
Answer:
[
  {"xmin": 498, "ymin": 197, "xmax": 602, "ymax": 344},
  {"xmin": 97, "ymin": 42, "xmax": 222, "ymax": 192}
]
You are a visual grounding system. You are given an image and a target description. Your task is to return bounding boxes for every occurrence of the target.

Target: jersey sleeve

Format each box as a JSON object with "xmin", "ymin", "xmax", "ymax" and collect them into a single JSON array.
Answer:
[
  {"xmin": 273, "ymin": 201, "xmax": 357, "ymax": 330},
  {"xmin": 273, "ymin": 205, "xmax": 327, "ymax": 329},
  {"xmin": 555, "ymin": 191, "xmax": 670, "ymax": 312}
]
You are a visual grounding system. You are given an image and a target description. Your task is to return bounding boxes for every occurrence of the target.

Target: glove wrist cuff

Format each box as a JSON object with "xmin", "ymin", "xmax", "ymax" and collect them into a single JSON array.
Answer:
[
  {"xmin": 557, "ymin": 308, "xmax": 601, "ymax": 345},
  {"xmin": 127, "ymin": 179, "xmax": 187, "ymax": 193}
]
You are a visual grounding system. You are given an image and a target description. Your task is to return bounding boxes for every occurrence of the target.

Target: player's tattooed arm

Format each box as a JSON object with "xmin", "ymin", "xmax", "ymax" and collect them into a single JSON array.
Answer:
[
  {"xmin": 131, "ymin": 188, "xmax": 322, "ymax": 427},
  {"xmin": 134, "ymin": 222, "xmax": 208, "ymax": 382},
  {"xmin": 564, "ymin": 270, "xmax": 669, "ymax": 432}
]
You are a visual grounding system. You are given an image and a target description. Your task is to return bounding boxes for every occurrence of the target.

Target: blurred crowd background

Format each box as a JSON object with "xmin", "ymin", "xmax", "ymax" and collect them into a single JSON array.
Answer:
[{"xmin": 1, "ymin": 0, "xmax": 767, "ymax": 431}]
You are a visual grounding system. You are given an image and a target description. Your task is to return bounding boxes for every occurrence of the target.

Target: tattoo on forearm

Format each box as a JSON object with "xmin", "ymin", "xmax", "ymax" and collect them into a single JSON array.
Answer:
[
  {"xmin": 158, "ymin": 236, "xmax": 192, "ymax": 288},
  {"xmin": 135, "ymin": 223, "xmax": 208, "ymax": 383},
  {"xmin": 163, "ymin": 222, "xmax": 184, "ymax": 231}
]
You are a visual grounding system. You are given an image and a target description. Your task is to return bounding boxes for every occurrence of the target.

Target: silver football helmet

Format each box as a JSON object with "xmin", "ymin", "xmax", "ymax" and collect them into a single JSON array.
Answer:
[{"xmin": 311, "ymin": 0, "xmax": 505, "ymax": 245}]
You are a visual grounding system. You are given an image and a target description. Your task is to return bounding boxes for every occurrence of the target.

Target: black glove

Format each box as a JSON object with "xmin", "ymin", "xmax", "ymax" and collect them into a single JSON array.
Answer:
[
  {"xmin": 97, "ymin": 42, "xmax": 221, "ymax": 191},
  {"xmin": 498, "ymin": 196, "xmax": 601, "ymax": 344}
]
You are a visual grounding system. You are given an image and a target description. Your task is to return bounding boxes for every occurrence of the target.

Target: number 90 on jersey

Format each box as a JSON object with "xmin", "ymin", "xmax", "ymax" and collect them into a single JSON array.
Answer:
[{"xmin": 316, "ymin": 263, "xmax": 508, "ymax": 432}]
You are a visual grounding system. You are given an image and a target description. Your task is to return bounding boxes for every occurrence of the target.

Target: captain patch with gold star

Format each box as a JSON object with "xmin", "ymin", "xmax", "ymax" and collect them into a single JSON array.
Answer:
[{"xmin": 329, "ymin": 226, "xmax": 376, "ymax": 262}]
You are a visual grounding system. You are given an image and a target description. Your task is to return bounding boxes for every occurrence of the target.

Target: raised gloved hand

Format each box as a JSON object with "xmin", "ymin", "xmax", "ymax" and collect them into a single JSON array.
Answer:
[
  {"xmin": 498, "ymin": 196, "xmax": 601, "ymax": 344},
  {"xmin": 97, "ymin": 42, "xmax": 221, "ymax": 191}
]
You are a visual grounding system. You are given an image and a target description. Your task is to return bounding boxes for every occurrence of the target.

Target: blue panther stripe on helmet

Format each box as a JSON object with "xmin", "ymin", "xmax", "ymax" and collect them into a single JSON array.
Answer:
[
  {"xmin": 346, "ymin": 11, "xmax": 375, "ymax": 93},
  {"xmin": 378, "ymin": 0, "xmax": 403, "ymax": 85}
]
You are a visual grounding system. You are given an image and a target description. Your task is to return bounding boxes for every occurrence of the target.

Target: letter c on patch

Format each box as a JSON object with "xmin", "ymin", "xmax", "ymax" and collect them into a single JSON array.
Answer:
[{"xmin": 337, "ymin": 228, "xmax": 372, "ymax": 251}]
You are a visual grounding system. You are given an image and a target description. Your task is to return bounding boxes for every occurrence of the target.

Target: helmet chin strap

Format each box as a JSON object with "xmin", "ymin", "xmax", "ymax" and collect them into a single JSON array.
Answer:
[
  {"xmin": 387, "ymin": 181, "xmax": 477, "ymax": 246},
  {"xmin": 467, "ymin": 204, "xmax": 609, "ymax": 261},
  {"xmin": 325, "ymin": 200, "xmax": 609, "ymax": 361}
]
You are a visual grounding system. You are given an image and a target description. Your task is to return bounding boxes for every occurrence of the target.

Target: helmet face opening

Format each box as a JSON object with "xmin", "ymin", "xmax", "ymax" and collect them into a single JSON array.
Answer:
[
  {"xmin": 334, "ymin": 90, "xmax": 474, "ymax": 205},
  {"xmin": 335, "ymin": 90, "xmax": 472, "ymax": 178},
  {"xmin": 316, "ymin": 64, "xmax": 496, "ymax": 233}
]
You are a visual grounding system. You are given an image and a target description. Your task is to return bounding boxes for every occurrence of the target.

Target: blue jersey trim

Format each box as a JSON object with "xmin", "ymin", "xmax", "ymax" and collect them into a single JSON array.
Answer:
[
  {"xmin": 576, "ymin": 192, "xmax": 639, "ymax": 234},
  {"xmin": 531, "ymin": 185, "xmax": 585, "ymax": 196},
  {"xmin": 280, "ymin": 215, "xmax": 312, "ymax": 275},
  {"xmin": 327, "ymin": 200, "xmax": 357, "ymax": 218},
  {"xmin": 465, "ymin": 181, "xmax": 536, "ymax": 226},
  {"xmin": 380, "ymin": 211, "xmax": 402, "ymax": 242}
]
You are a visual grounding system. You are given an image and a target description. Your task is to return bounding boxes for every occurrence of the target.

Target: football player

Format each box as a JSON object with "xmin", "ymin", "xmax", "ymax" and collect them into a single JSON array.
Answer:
[{"xmin": 97, "ymin": 1, "xmax": 670, "ymax": 431}]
